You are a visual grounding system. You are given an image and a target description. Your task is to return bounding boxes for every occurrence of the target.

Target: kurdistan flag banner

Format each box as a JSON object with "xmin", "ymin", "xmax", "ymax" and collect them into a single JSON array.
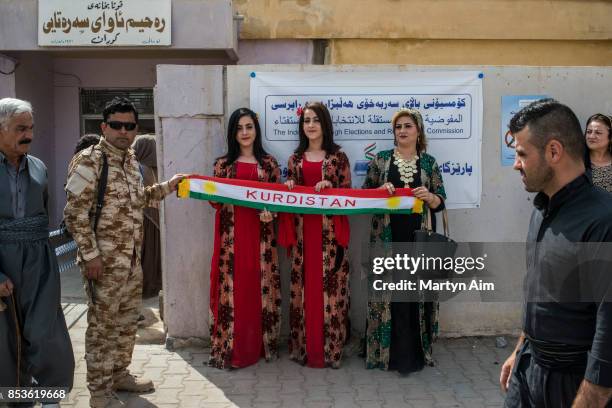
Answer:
[{"xmin": 177, "ymin": 175, "xmax": 423, "ymax": 215}]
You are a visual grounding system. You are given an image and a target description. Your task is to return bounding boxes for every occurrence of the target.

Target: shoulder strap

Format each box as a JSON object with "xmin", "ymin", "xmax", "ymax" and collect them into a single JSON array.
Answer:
[{"xmin": 93, "ymin": 152, "xmax": 108, "ymax": 232}]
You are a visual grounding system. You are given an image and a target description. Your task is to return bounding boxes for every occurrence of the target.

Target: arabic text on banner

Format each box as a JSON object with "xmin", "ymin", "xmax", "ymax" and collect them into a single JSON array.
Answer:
[{"xmin": 250, "ymin": 71, "xmax": 483, "ymax": 209}]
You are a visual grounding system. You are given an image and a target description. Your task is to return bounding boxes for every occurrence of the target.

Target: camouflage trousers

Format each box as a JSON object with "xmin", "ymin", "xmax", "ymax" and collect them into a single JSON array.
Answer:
[{"xmin": 83, "ymin": 261, "xmax": 142, "ymax": 395}]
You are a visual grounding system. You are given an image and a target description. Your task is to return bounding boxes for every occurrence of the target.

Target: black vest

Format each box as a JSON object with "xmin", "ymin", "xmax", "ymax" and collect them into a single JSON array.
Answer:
[{"xmin": 0, "ymin": 155, "xmax": 48, "ymax": 220}]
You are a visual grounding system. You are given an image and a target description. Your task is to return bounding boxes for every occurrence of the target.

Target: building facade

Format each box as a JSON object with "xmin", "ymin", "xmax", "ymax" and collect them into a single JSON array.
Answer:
[
  {"xmin": 2, "ymin": 0, "xmax": 610, "ymax": 340},
  {"xmin": 0, "ymin": 0, "xmax": 238, "ymax": 225}
]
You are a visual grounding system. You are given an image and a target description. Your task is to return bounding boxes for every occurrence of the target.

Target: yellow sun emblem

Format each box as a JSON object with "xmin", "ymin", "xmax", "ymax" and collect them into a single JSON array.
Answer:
[
  {"xmin": 177, "ymin": 179, "xmax": 190, "ymax": 198},
  {"xmin": 387, "ymin": 196, "xmax": 401, "ymax": 209},
  {"xmin": 204, "ymin": 181, "xmax": 217, "ymax": 195},
  {"xmin": 413, "ymin": 198, "xmax": 424, "ymax": 213}
]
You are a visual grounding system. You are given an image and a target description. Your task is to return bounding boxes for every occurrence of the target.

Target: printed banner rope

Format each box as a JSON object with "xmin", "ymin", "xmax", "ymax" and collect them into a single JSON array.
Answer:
[{"xmin": 178, "ymin": 175, "xmax": 423, "ymax": 215}]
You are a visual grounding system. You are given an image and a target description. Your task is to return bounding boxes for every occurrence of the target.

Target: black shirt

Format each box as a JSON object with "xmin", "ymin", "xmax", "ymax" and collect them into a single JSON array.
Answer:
[{"xmin": 524, "ymin": 174, "xmax": 612, "ymax": 386}]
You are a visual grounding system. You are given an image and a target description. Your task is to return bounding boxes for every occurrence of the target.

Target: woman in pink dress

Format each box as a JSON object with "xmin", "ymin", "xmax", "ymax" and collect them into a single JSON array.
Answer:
[
  {"xmin": 280, "ymin": 102, "xmax": 352, "ymax": 368},
  {"xmin": 209, "ymin": 108, "xmax": 281, "ymax": 369}
]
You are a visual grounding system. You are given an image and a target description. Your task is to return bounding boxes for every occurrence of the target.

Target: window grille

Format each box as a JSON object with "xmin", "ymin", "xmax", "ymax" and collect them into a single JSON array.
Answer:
[{"xmin": 80, "ymin": 88, "xmax": 155, "ymax": 135}]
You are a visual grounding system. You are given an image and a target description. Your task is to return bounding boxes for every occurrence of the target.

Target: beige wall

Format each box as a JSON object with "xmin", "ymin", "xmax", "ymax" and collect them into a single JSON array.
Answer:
[
  {"xmin": 235, "ymin": 0, "xmax": 612, "ymax": 66},
  {"xmin": 329, "ymin": 40, "xmax": 612, "ymax": 66}
]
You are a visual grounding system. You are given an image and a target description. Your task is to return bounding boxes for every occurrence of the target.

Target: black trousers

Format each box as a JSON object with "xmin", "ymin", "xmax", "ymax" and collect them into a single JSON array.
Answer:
[{"xmin": 504, "ymin": 341, "xmax": 584, "ymax": 408}]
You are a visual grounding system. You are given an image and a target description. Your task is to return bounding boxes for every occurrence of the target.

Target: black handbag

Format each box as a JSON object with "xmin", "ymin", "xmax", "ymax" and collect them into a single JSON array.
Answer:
[{"xmin": 412, "ymin": 208, "xmax": 458, "ymax": 280}]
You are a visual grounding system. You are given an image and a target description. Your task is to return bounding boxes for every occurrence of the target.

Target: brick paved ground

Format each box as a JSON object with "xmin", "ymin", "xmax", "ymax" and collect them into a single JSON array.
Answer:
[
  {"xmin": 59, "ymin": 311, "xmax": 509, "ymax": 408},
  {"xmin": 59, "ymin": 267, "xmax": 509, "ymax": 407}
]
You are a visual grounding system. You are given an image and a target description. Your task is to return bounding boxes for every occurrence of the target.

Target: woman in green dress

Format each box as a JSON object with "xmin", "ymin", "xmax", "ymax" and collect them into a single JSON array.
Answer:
[{"xmin": 363, "ymin": 108, "xmax": 447, "ymax": 374}]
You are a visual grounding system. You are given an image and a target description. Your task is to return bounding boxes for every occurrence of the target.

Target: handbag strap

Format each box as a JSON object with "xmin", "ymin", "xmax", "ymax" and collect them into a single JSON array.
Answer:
[
  {"xmin": 442, "ymin": 208, "xmax": 450, "ymax": 236},
  {"xmin": 425, "ymin": 206, "xmax": 433, "ymax": 231},
  {"xmin": 424, "ymin": 206, "xmax": 450, "ymax": 236}
]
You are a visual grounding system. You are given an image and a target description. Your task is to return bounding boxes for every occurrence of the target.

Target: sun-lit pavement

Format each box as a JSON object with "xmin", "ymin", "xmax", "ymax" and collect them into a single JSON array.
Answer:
[{"xmin": 60, "ymin": 266, "xmax": 508, "ymax": 408}]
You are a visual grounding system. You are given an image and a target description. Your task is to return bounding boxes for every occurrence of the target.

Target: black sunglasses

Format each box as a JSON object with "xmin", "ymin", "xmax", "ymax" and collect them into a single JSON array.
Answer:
[{"xmin": 106, "ymin": 121, "xmax": 137, "ymax": 131}]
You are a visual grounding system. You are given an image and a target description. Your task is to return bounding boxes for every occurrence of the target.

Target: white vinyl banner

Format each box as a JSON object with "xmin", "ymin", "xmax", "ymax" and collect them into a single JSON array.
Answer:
[
  {"xmin": 250, "ymin": 71, "xmax": 483, "ymax": 209},
  {"xmin": 38, "ymin": 0, "xmax": 171, "ymax": 46}
]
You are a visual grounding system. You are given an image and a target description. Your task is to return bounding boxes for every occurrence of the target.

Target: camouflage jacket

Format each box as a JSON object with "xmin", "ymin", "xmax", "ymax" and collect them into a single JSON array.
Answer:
[{"xmin": 63, "ymin": 138, "xmax": 171, "ymax": 269}]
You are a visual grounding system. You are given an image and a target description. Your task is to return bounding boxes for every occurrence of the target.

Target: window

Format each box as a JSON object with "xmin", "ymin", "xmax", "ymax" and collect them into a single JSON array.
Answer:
[{"xmin": 80, "ymin": 89, "xmax": 155, "ymax": 135}]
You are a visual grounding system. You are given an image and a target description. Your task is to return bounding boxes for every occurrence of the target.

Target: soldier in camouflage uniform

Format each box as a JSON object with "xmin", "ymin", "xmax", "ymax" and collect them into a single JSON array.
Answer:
[{"xmin": 63, "ymin": 97, "xmax": 185, "ymax": 408}]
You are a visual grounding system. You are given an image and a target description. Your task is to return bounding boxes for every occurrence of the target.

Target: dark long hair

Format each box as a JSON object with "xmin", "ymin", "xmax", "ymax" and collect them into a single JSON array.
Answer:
[
  {"xmin": 219, "ymin": 108, "xmax": 268, "ymax": 166},
  {"xmin": 295, "ymin": 101, "xmax": 340, "ymax": 156},
  {"xmin": 584, "ymin": 113, "xmax": 612, "ymax": 170}
]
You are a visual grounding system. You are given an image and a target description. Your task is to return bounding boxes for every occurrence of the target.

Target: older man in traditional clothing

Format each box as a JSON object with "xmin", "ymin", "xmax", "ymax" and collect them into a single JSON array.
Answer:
[{"xmin": 0, "ymin": 98, "xmax": 74, "ymax": 404}]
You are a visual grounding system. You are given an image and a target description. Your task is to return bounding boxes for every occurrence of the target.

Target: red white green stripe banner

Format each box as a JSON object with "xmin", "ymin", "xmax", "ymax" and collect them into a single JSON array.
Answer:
[{"xmin": 178, "ymin": 175, "xmax": 423, "ymax": 215}]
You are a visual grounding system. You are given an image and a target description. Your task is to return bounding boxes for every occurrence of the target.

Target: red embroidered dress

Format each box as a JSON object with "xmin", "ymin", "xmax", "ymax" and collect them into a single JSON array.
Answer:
[
  {"xmin": 302, "ymin": 158, "xmax": 325, "ymax": 367},
  {"xmin": 231, "ymin": 162, "xmax": 262, "ymax": 367},
  {"xmin": 209, "ymin": 156, "xmax": 281, "ymax": 369},
  {"xmin": 279, "ymin": 151, "xmax": 352, "ymax": 368}
]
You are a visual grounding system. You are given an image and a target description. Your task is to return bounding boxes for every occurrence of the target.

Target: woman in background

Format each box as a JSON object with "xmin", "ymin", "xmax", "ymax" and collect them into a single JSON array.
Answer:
[
  {"xmin": 584, "ymin": 113, "xmax": 612, "ymax": 192},
  {"xmin": 133, "ymin": 134, "xmax": 162, "ymax": 299},
  {"xmin": 209, "ymin": 108, "xmax": 281, "ymax": 369}
]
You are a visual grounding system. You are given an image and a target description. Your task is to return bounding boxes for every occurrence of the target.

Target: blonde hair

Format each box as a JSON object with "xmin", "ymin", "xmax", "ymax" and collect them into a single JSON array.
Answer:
[{"xmin": 391, "ymin": 108, "xmax": 427, "ymax": 153}]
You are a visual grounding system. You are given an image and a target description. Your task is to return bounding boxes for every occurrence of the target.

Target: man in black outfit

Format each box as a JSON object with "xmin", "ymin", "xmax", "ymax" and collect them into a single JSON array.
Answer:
[{"xmin": 499, "ymin": 98, "xmax": 612, "ymax": 407}]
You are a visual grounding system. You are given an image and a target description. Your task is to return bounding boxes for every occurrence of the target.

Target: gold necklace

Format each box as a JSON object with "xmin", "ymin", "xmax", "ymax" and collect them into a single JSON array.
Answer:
[{"xmin": 393, "ymin": 149, "xmax": 418, "ymax": 184}]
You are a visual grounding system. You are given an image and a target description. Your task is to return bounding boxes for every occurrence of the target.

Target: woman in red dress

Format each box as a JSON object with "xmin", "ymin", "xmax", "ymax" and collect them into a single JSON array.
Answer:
[
  {"xmin": 209, "ymin": 108, "xmax": 281, "ymax": 369},
  {"xmin": 281, "ymin": 101, "xmax": 352, "ymax": 368}
]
